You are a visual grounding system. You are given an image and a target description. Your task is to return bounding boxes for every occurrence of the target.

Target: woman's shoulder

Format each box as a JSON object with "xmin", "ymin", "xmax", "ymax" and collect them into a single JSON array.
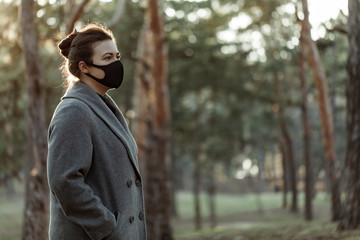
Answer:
[
  {"xmin": 51, "ymin": 98, "xmax": 92, "ymax": 125},
  {"xmin": 57, "ymin": 97, "xmax": 91, "ymax": 113},
  {"xmin": 48, "ymin": 98, "xmax": 94, "ymax": 138}
]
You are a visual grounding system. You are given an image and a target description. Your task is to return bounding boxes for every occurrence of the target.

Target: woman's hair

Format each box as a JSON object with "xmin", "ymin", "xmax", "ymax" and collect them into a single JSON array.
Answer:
[{"xmin": 58, "ymin": 23, "xmax": 115, "ymax": 89}]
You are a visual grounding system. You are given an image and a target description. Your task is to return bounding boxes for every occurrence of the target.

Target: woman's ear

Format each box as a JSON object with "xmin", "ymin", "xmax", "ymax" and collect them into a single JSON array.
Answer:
[{"xmin": 78, "ymin": 61, "xmax": 89, "ymax": 73}]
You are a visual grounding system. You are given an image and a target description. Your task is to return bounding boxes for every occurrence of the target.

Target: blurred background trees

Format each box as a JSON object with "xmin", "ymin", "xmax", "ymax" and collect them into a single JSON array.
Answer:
[
  {"xmin": 339, "ymin": 0, "xmax": 360, "ymax": 231},
  {"xmin": 0, "ymin": 0, "xmax": 353, "ymax": 239},
  {"xmin": 132, "ymin": 0, "xmax": 173, "ymax": 238},
  {"xmin": 20, "ymin": 0, "xmax": 49, "ymax": 239}
]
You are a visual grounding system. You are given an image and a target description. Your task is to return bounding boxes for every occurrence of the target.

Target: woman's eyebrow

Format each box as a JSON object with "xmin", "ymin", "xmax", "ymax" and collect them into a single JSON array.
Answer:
[{"xmin": 102, "ymin": 52, "xmax": 119, "ymax": 57}]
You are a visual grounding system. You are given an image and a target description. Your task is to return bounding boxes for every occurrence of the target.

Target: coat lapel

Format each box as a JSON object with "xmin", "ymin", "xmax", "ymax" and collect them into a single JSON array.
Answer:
[{"xmin": 62, "ymin": 82, "xmax": 140, "ymax": 175}]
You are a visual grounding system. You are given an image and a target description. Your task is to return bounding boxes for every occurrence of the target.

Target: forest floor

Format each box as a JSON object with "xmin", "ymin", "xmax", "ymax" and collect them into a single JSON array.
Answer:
[
  {"xmin": 173, "ymin": 207, "xmax": 360, "ymax": 240},
  {"xmin": 173, "ymin": 192, "xmax": 360, "ymax": 240},
  {"xmin": 1, "ymin": 182, "xmax": 360, "ymax": 240}
]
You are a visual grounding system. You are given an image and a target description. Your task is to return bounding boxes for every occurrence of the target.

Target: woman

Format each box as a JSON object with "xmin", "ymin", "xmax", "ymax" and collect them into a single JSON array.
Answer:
[{"xmin": 47, "ymin": 23, "xmax": 146, "ymax": 240}]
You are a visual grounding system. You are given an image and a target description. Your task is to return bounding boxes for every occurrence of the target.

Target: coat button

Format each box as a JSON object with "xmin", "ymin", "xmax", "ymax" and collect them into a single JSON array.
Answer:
[
  {"xmin": 127, "ymin": 180, "xmax": 133, "ymax": 187},
  {"xmin": 136, "ymin": 179, "xmax": 142, "ymax": 187},
  {"xmin": 129, "ymin": 216, "xmax": 135, "ymax": 223},
  {"xmin": 139, "ymin": 212, "xmax": 144, "ymax": 221}
]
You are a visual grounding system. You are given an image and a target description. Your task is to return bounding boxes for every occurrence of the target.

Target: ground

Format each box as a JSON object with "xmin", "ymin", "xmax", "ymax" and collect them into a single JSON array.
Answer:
[
  {"xmin": 173, "ymin": 192, "xmax": 360, "ymax": 240},
  {"xmin": 174, "ymin": 208, "xmax": 360, "ymax": 240},
  {"xmin": 1, "ymin": 182, "xmax": 360, "ymax": 240}
]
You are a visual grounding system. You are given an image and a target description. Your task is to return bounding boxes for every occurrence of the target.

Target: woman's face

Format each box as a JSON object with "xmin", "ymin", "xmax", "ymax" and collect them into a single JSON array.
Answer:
[{"xmin": 87, "ymin": 39, "xmax": 121, "ymax": 80}]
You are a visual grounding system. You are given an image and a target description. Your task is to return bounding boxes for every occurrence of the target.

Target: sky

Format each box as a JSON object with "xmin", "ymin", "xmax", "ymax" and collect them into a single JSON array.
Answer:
[
  {"xmin": 308, "ymin": 0, "xmax": 347, "ymax": 39},
  {"xmin": 308, "ymin": 0, "xmax": 348, "ymax": 27}
]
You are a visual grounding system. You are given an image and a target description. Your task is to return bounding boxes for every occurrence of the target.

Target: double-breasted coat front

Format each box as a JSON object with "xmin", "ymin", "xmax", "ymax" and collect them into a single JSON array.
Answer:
[{"xmin": 47, "ymin": 81, "xmax": 147, "ymax": 240}]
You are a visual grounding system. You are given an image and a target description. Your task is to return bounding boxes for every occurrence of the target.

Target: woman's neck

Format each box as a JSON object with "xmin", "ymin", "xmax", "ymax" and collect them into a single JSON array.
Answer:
[{"xmin": 79, "ymin": 75, "xmax": 109, "ymax": 96}]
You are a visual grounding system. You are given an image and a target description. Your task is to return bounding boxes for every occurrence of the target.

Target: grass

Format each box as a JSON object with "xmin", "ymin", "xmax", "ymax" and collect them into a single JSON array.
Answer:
[
  {"xmin": 173, "ymin": 191, "xmax": 357, "ymax": 240},
  {"xmin": 175, "ymin": 190, "xmax": 331, "ymax": 219},
  {"xmin": 0, "ymin": 198, "xmax": 23, "ymax": 240},
  {"xmin": 0, "ymin": 181, "xmax": 24, "ymax": 240},
  {"xmin": 174, "ymin": 210, "xmax": 360, "ymax": 240},
  {"xmin": 175, "ymin": 191, "xmax": 283, "ymax": 219},
  {"xmin": 1, "ymin": 182, "xmax": 359, "ymax": 240}
]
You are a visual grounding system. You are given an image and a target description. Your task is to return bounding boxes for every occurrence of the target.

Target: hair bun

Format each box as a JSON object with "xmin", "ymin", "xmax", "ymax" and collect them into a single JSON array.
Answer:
[{"xmin": 58, "ymin": 30, "xmax": 78, "ymax": 58}]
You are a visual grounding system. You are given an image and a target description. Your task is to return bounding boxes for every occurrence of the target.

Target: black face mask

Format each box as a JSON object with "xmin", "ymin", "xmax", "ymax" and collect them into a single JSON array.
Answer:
[{"xmin": 85, "ymin": 60, "xmax": 124, "ymax": 89}]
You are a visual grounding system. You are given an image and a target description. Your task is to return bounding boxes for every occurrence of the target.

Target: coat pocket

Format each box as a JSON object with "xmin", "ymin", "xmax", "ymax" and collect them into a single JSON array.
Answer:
[{"xmin": 103, "ymin": 211, "xmax": 128, "ymax": 240}]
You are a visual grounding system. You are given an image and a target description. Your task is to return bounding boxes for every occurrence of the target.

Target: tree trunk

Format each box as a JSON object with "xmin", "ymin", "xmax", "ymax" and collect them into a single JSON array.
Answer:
[
  {"xmin": 132, "ymin": 0, "xmax": 173, "ymax": 239},
  {"xmin": 338, "ymin": 0, "xmax": 360, "ymax": 230},
  {"xmin": 107, "ymin": 0, "xmax": 126, "ymax": 29},
  {"xmin": 171, "ymin": 180, "xmax": 178, "ymax": 218},
  {"xmin": 20, "ymin": 0, "xmax": 49, "ymax": 239},
  {"xmin": 171, "ymin": 144, "xmax": 179, "ymax": 218},
  {"xmin": 300, "ymin": 0, "xmax": 341, "ymax": 221},
  {"xmin": 270, "ymin": 151, "xmax": 278, "ymax": 187},
  {"xmin": 329, "ymin": 46, "xmax": 337, "ymax": 125},
  {"xmin": 132, "ymin": 19, "xmax": 150, "ymax": 177},
  {"xmin": 255, "ymin": 148, "xmax": 265, "ymax": 213},
  {"xmin": 65, "ymin": 0, "xmax": 90, "ymax": 35},
  {"xmin": 280, "ymin": 122, "xmax": 298, "ymax": 213},
  {"xmin": 248, "ymin": 171, "xmax": 264, "ymax": 214},
  {"xmin": 280, "ymin": 141, "xmax": 288, "ymax": 208},
  {"xmin": 193, "ymin": 150, "xmax": 202, "ymax": 230},
  {"xmin": 257, "ymin": 148, "xmax": 266, "ymax": 194},
  {"xmin": 207, "ymin": 162, "xmax": 217, "ymax": 229},
  {"xmin": 298, "ymin": 35, "xmax": 313, "ymax": 220},
  {"xmin": 275, "ymin": 74, "xmax": 298, "ymax": 213}
]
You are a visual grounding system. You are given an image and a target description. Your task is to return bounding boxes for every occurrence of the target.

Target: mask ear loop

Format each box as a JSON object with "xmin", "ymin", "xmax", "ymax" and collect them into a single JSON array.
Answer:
[{"xmin": 85, "ymin": 62, "xmax": 94, "ymax": 67}]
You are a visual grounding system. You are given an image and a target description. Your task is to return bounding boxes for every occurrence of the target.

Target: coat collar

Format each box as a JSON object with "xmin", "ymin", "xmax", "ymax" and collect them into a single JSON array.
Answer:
[{"xmin": 62, "ymin": 81, "xmax": 140, "ymax": 175}]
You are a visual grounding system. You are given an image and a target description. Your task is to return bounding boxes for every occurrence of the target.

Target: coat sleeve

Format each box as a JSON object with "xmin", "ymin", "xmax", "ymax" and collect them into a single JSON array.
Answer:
[{"xmin": 47, "ymin": 101, "xmax": 115, "ymax": 240}]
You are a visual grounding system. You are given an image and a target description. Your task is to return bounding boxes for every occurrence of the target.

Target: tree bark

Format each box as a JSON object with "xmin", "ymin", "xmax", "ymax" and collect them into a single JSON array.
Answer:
[
  {"xmin": 329, "ymin": 46, "xmax": 337, "ymax": 126},
  {"xmin": 280, "ymin": 122, "xmax": 298, "ymax": 213},
  {"xmin": 300, "ymin": 0, "xmax": 341, "ymax": 221},
  {"xmin": 65, "ymin": 0, "xmax": 90, "ymax": 35},
  {"xmin": 171, "ymin": 179, "xmax": 178, "ymax": 218},
  {"xmin": 133, "ymin": 19, "xmax": 150, "ymax": 177},
  {"xmin": 207, "ymin": 162, "xmax": 217, "ymax": 229},
  {"xmin": 257, "ymin": 148, "xmax": 266, "ymax": 194},
  {"xmin": 20, "ymin": 0, "xmax": 49, "ymax": 239},
  {"xmin": 248, "ymin": 170, "xmax": 264, "ymax": 214},
  {"xmin": 107, "ymin": 0, "xmax": 126, "ymax": 29},
  {"xmin": 298, "ymin": 35, "xmax": 313, "ymax": 220},
  {"xmin": 275, "ymin": 74, "xmax": 298, "ymax": 213},
  {"xmin": 132, "ymin": 0, "xmax": 173, "ymax": 239},
  {"xmin": 255, "ymin": 149, "xmax": 265, "ymax": 213},
  {"xmin": 193, "ymin": 150, "xmax": 202, "ymax": 230},
  {"xmin": 338, "ymin": 0, "xmax": 360, "ymax": 230},
  {"xmin": 280, "ymin": 141, "xmax": 288, "ymax": 208}
]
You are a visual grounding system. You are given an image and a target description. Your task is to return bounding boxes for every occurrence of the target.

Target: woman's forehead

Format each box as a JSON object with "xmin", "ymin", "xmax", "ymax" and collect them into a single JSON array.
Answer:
[{"xmin": 93, "ymin": 40, "xmax": 118, "ymax": 55}]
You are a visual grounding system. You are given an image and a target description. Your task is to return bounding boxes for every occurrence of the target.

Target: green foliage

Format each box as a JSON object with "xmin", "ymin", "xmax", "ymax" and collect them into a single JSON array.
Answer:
[
  {"xmin": 0, "ymin": 2, "xmax": 26, "ymax": 177},
  {"xmin": 0, "ymin": 0, "xmax": 349, "ymax": 190}
]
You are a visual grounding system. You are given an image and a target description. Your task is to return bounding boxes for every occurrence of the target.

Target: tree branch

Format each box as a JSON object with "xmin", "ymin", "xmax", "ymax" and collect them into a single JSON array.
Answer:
[
  {"xmin": 107, "ymin": 0, "xmax": 126, "ymax": 29},
  {"xmin": 65, "ymin": 0, "xmax": 90, "ymax": 35},
  {"xmin": 325, "ymin": 25, "xmax": 348, "ymax": 35}
]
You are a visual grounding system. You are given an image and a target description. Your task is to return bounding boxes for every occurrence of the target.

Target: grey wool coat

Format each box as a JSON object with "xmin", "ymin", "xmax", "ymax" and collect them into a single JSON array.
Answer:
[{"xmin": 47, "ymin": 82, "xmax": 147, "ymax": 240}]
